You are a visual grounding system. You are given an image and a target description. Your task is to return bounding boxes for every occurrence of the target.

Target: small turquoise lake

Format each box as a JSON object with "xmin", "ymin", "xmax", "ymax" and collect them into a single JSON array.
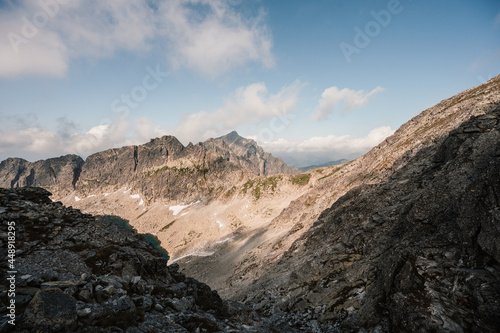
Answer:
[{"xmin": 97, "ymin": 215, "xmax": 169, "ymax": 261}]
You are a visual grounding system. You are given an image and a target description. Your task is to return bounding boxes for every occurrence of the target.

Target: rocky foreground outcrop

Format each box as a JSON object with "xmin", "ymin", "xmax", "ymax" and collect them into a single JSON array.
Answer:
[
  {"xmin": 0, "ymin": 187, "xmax": 302, "ymax": 332},
  {"xmin": 237, "ymin": 101, "xmax": 500, "ymax": 331}
]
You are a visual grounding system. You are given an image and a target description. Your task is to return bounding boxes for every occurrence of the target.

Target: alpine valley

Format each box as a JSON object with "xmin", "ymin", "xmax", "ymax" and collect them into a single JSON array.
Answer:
[{"xmin": 1, "ymin": 76, "xmax": 500, "ymax": 332}]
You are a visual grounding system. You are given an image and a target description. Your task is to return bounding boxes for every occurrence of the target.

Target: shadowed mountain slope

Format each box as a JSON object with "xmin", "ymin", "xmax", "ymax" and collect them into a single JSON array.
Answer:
[{"xmin": 233, "ymin": 87, "xmax": 500, "ymax": 332}]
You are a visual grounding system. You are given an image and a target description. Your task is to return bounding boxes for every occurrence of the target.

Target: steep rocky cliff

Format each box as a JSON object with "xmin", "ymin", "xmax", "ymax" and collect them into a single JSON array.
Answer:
[
  {"xmin": 0, "ymin": 155, "xmax": 84, "ymax": 196},
  {"xmin": 208, "ymin": 131, "xmax": 296, "ymax": 176},
  {"xmin": 234, "ymin": 94, "xmax": 500, "ymax": 332}
]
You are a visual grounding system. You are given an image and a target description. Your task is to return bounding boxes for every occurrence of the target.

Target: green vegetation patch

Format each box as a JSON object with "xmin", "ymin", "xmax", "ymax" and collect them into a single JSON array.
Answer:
[
  {"xmin": 241, "ymin": 179, "xmax": 255, "ymax": 194},
  {"xmin": 261, "ymin": 175, "xmax": 281, "ymax": 192},
  {"xmin": 136, "ymin": 209, "xmax": 149, "ymax": 219},
  {"xmin": 318, "ymin": 167, "xmax": 341, "ymax": 180},
  {"xmin": 291, "ymin": 173, "xmax": 311, "ymax": 186},
  {"xmin": 160, "ymin": 220, "xmax": 176, "ymax": 232},
  {"xmin": 224, "ymin": 186, "xmax": 237, "ymax": 199},
  {"xmin": 145, "ymin": 164, "xmax": 209, "ymax": 177},
  {"xmin": 242, "ymin": 175, "xmax": 282, "ymax": 200}
]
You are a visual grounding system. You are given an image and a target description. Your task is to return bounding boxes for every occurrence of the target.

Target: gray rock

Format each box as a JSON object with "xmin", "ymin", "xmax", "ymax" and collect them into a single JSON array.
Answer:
[{"xmin": 23, "ymin": 288, "xmax": 78, "ymax": 331}]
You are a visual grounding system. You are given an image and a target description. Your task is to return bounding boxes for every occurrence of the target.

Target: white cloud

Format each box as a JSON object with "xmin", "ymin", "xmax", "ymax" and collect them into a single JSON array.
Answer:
[
  {"xmin": 312, "ymin": 86, "xmax": 385, "ymax": 120},
  {"xmin": 158, "ymin": 0, "xmax": 273, "ymax": 76},
  {"xmin": 0, "ymin": 13, "xmax": 68, "ymax": 77},
  {"xmin": 252, "ymin": 126, "xmax": 395, "ymax": 154},
  {"xmin": 57, "ymin": 0, "xmax": 156, "ymax": 59},
  {"xmin": 0, "ymin": 0, "xmax": 273, "ymax": 77},
  {"xmin": 171, "ymin": 81, "xmax": 303, "ymax": 142}
]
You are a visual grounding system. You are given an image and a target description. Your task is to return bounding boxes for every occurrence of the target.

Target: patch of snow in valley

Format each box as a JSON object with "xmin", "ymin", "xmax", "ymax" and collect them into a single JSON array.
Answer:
[
  {"xmin": 180, "ymin": 212, "xmax": 189, "ymax": 216},
  {"xmin": 216, "ymin": 236, "xmax": 234, "ymax": 244},
  {"xmin": 88, "ymin": 194, "xmax": 96, "ymax": 198},
  {"xmin": 104, "ymin": 193, "xmax": 110, "ymax": 197},
  {"xmin": 169, "ymin": 201, "xmax": 200, "ymax": 216},
  {"xmin": 128, "ymin": 194, "xmax": 144, "ymax": 205},
  {"xmin": 75, "ymin": 196, "xmax": 81, "ymax": 202},
  {"xmin": 215, "ymin": 220, "xmax": 224, "ymax": 229}
]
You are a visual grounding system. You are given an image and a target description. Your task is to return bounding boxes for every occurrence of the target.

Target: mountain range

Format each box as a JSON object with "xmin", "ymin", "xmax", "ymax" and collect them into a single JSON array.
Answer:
[{"xmin": 1, "ymin": 75, "xmax": 500, "ymax": 332}]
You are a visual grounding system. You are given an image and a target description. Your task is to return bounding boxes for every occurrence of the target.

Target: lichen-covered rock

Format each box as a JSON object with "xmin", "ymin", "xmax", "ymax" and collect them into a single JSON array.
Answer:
[{"xmin": 23, "ymin": 288, "xmax": 78, "ymax": 331}]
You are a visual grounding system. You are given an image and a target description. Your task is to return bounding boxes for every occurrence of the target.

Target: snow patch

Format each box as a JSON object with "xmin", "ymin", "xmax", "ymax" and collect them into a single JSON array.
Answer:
[
  {"xmin": 139, "ymin": 199, "xmax": 144, "ymax": 206},
  {"xmin": 75, "ymin": 196, "xmax": 81, "ymax": 202},
  {"xmin": 216, "ymin": 236, "xmax": 234, "ymax": 244},
  {"xmin": 88, "ymin": 194, "xmax": 96, "ymax": 198},
  {"xmin": 169, "ymin": 201, "xmax": 200, "ymax": 216},
  {"xmin": 215, "ymin": 220, "xmax": 224, "ymax": 229},
  {"xmin": 130, "ymin": 194, "xmax": 141, "ymax": 199},
  {"xmin": 104, "ymin": 193, "xmax": 109, "ymax": 197},
  {"xmin": 180, "ymin": 212, "xmax": 189, "ymax": 216}
]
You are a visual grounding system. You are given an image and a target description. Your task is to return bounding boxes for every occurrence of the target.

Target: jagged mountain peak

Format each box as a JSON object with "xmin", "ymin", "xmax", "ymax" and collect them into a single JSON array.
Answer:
[
  {"xmin": 215, "ymin": 130, "xmax": 258, "ymax": 149},
  {"xmin": 206, "ymin": 131, "xmax": 298, "ymax": 175},
  {"xmin": 148, "ymin": 134, "xmax": 185, "ymax": 147},
  {"xmin": 217, "ymin": 130, "xmax": 241, "ymax": 142}
]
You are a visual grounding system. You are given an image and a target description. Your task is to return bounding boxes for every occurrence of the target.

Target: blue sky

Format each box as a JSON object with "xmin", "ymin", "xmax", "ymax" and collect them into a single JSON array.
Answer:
[{"xmin": 0, "ymin": 0, "xmax": 499, "ymax": 166}]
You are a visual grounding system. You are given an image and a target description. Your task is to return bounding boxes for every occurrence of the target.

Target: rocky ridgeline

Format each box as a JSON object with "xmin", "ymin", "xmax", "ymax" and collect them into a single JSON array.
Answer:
[
  {"xmin": 0, "ymin": 187, "xmax": 304, "ymax": 332},
  {"xmin": 0, "ymin": 155, "xmax": 83, "ymax": 197},
  {"xmin": 0, "ymin": 132, "xmax": 297, "ymax": 203},
  {"xmin": 237, "ymin": 102, "xmax": 500, "ymax": 331}
]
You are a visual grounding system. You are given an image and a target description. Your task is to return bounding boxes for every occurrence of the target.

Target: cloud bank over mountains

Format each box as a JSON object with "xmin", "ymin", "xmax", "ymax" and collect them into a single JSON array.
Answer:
[{"xmin": 0, "ymin": 0, "xmax": 393, "ymax": 165}]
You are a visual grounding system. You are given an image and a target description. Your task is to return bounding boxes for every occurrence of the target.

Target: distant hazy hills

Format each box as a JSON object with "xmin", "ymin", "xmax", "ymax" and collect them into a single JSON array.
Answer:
[{"xmin": 298, "ymin": 159, "xmax": 349, "ymax": 172}]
